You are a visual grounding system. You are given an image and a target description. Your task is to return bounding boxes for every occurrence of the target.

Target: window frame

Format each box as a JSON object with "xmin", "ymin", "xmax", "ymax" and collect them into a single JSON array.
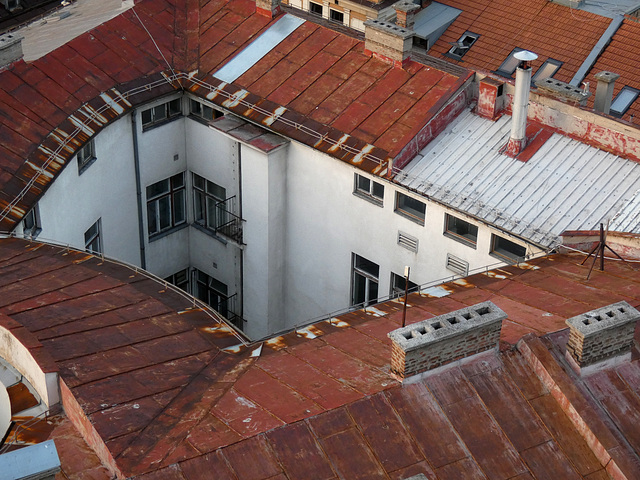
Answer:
[
  {"xmin": 390, "ymin": 272, "xmax": 419, "ymax": 298},
  {"xmin": 353, "ymin": 173, "xmax": 384, "ymax": 206},
  {"xmin": 309, "ymin": 1, "xmax": 323, "ymax": 16},
  {"xmin": 443, "ymin": 213, "xmax": 478, "ymax": 248},
  {"xmin": 446, "ymin": 31, "xmax": 479, "ymax": 60},
  {"xmin": 194, "ymin": 268, "xmax": 230, "ymax": 317},
  {"xmin": 165, "ymin": 269, "xmax": 189, "ymax": 292},
  {"xmin": 22, "ymin": 205, "xmax": 41, "ymax": 239},
  {"xmin": 146, "ymin": 172, "xmax": 187, "ymax": 239},
  {"xmin": 351, "ymin": 253, "xmax": 379, "ymax": 307},
  {"xmin": 193, "ymin": 172, "xmax": 228, "ymax": 232},
  {"xmin": 395, "ymin": 192, "xmax": 426, "ymax": 225},
  {"xmin": 329, "ymin": 8, "xmax": 344, "ymax": 23},
  {"xmin": 189, "ymin": 98, "xmax": 222, "ymax": 123},
  {"xmin": 610, "ymin": 86, "xmax": 640, "ymax": 118},
  {"xmin": 84, "ymin": 218, "xmax": 102, "ymax": 254},
  {"xmin": 141, "ymin": 98, "xmax": 182, "ymax": 130},
  {"xmin": 532, "ymin": 58, "xmax": 563, "ymax": 83},
  {"xmin": 77, "ymin": 139, "xmax": 97, "ymax": 174},
  {"xmin": 490, "ymin": 234, "xmax": 527, "ymax": 263},
  {"xmin": 495, "ymin": 47, "xmax": 525, "ymax": 78}
]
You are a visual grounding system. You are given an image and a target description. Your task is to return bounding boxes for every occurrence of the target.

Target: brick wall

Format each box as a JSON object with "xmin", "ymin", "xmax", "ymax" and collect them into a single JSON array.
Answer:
[
  {"xmin": 388, "ymin": 301, "xmax": 506, "ymax": 378},
  {"xmin": 565, "ymin": 301, "xmax": 639, "ymax": 367}
]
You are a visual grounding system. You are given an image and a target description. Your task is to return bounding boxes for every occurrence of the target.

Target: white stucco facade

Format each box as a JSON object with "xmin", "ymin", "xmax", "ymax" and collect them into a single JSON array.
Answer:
[{"xmin": 14, "ymin": 93, "xmax": 543, "ymax": 339}]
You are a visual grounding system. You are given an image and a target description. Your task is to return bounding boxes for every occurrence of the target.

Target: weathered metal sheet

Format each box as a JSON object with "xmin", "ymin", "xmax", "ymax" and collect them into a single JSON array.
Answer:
[{"xmin": 399, "ymin": 108, "xmax": 640, "ymax": 247}]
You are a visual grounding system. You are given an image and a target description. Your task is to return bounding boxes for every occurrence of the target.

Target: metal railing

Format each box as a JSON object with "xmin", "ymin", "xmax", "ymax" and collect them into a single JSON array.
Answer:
[{"xmin": 213, "ymin": 196, "xmax": 243, "ymax": 244}]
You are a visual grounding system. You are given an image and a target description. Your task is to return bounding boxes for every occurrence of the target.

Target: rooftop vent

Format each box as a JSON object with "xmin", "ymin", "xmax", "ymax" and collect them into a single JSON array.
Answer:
[
  {"xmin": 593, "ymin": 71, "xmax": 620, "ymax": 115},
  {"xmin": 565, "ymin": 301, "xmax": 639, "ymax": 372},
  {"xmin": 364, "ymin": 19, "xmax": 414, "ymax": 68},
  {"xmin": 505, "ymin": 50, "xmax": 537, "ymax": 157},
  {"xmin": 388, "ymin": 301, "xmax": 506, "ymax": 378}
]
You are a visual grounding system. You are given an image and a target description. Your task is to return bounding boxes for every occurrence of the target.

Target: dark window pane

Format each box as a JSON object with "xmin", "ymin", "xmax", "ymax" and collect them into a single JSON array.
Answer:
[
  {"xmin": 158, "ymin": 196, "xmax": 171, "ymax": 230},
  {"xmin": 174, "ymin": 189, "xmax": 186, "ymax": 224},
  {"xmin": 147, "ymin": 179, "xmax": 169, "ymax": 198},
  {"xmin": 147, "ymin": 202, "xmax": 157, "ymax": 234}
]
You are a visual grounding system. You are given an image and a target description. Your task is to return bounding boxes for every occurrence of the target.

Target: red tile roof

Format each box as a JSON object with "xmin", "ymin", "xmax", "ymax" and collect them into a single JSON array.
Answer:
[
  {"xmin": 582, "ymin": 16, "xmax": 640, "ymax": 122},
  {"xmin": 429, "ymin": 0, "xmax": 612, "ymax": 85},
  {"xmin": 2, "ymin": 237, "xmax": 640, "ymax": 478},
  {"xmin": 0, "ymin": 0, "xmax": 467, "ymax": 231}
]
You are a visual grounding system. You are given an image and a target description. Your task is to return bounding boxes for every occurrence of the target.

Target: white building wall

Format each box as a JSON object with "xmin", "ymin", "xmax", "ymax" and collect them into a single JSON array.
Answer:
[{"xmin": 26, "ymin": 113, "xmax": 141, "ymax": 266}]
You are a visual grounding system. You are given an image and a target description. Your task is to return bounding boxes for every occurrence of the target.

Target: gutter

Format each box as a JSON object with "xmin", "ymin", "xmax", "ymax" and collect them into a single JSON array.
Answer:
[{"xmin": 131, "ymin": 109, "xmax": 147, "ymax": 270}]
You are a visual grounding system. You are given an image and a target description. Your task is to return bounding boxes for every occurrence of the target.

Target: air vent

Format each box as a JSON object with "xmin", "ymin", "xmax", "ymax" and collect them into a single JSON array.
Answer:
[
  {"xmin": 446, "ymin": 253, "xmax": 468, "ymax": 276},
  {"xmin": 398, "ymin": 231, "xmax": 418, "ymax": 252}
]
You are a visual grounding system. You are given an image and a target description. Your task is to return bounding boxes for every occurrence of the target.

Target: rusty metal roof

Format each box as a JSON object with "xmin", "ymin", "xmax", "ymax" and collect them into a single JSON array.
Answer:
[
  {"xmin": 2, "ymin": 236, "xmax": 640, "ymax": 478},
  {"xmin": 0, "ymin": 0, "xmax": 467, "ymax": 231}
]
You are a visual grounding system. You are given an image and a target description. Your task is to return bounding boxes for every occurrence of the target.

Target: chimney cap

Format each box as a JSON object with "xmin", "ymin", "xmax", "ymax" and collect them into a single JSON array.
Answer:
[{"xmin": 514, "ymin": 50, "xmax": 538, "ymax": 62}]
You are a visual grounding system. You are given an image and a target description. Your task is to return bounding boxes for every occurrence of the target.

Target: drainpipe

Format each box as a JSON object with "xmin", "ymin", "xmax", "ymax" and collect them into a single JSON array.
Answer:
[
  {"xmin": 236, "ymin": 141, "xmax": 244, "ymax": 325},
  {"xmin": 505, "ymin": 50, "xmax": 537, "ymax": 157},
  {"xmin": 131, "ymin": 109, "xmax": 147, "ymax": 269}
]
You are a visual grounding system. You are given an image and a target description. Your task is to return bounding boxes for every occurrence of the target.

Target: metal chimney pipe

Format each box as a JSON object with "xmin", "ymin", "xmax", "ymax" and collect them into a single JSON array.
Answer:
[{"xmin": 506, "ymin": 50, "xmax": 537, "ymax": 157}]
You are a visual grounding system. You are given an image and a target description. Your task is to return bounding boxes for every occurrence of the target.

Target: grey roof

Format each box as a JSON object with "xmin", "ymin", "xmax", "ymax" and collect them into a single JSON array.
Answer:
[{"xmin": 396, "ymin": 108, "xmax": 640, "ymax": 247}]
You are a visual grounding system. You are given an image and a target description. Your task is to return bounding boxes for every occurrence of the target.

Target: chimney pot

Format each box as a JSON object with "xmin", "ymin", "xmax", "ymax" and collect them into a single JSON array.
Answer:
[
  {"xmin": 593, "ymin": 70, "xmax": 620, "ymax": 115},
  {"xmin": 394, "ymin": 0, "xmax": 420, "ymax": 29}
]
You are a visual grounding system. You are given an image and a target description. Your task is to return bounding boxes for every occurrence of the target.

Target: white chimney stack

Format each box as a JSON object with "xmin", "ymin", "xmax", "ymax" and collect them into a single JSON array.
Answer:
[{"xmin": 505, "ymin": 50, "xmax": 537, "ymax": 157}]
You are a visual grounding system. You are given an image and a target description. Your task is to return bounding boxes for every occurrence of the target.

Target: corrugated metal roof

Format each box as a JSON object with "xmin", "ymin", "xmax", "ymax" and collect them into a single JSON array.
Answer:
[{"xmin": 397, "ymin": 108, "xmax": 640, "ymax": 247}]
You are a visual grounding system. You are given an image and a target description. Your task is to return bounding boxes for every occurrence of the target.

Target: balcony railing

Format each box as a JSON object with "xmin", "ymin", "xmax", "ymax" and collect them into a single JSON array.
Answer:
[{"xmin": 214, "ymin": 196, "xmax": 243, "ymax": 243}]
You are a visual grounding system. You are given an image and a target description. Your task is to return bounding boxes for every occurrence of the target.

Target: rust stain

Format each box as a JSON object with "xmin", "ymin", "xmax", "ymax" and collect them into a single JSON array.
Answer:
[
  {"xmin": 453, "ymin": 278, "xmax": 476, "ymax": 288},
  {"xmin": 296, "ymin": 325, "xmax": 324, "ymax": 339},
  {"xmin": 264, "ymin": 336, "xmax": 287, "ymax": 351}
]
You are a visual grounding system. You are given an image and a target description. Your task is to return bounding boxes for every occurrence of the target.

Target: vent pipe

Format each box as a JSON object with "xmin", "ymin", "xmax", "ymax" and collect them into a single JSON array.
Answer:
[
  {"xmin": 593, "ymin": 71, "xmax": 620, "ymax": 115},
  {"xmin": 505, "ymin": 50, "xmax": 537, "ymax": 157}
]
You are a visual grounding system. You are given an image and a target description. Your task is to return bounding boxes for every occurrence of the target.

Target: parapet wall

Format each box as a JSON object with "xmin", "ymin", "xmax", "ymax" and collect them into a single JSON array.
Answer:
[{"xmin": 388, "ymin": 301, "xmax": 506, "ymax": 378}]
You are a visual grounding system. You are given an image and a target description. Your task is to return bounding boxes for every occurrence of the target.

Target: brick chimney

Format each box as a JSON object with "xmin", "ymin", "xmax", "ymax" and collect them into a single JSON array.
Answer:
[
  {"xmin": 364, "ymin": 19, "xmax": 414, "ymax": 68},
  {"xmin": 0, "ymin": 32, "xmax": 23, "ymax": 69},
  {"xmin": 565, "ymin": 301, "xmax": 639, "ymax": 373},
  {"xmin": 388, "ymin": 301, "xmax": 506, "ymax": 379},
  {"xmin": 593, "ymin": 71, "xmax": 620, "ymax": 115},
  {"xmin": 256, "ymin": 0, "xmax": 281, "ymax": 18},
  {"xmin": 394, "ymin": 1, "xmax": 420, "ymax": 29}
]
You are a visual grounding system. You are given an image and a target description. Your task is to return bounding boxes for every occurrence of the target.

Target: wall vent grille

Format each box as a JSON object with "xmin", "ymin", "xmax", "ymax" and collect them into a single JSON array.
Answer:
[
  {"xmin": 398, "ymin": 231, "xmax": 419, "ymax": 252},
  {"xmin": 446, "ymin": 253, "xmax": 468, "ymax": 276}
]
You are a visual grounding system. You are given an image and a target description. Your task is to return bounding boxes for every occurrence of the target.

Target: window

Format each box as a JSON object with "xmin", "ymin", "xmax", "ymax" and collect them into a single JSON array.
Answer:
[
  {"xmin": 532, "ymin": 59, "xmax": 562, "ymax": 83},
  {"xmin": 309, "ymin": 1, "xmax": 322, "ymax": 15},
  {"xmin": 84, "ymin": 218, "xmax": 102, "ymax": 254},
  {"xmin": 351, "ymin": 254, "xmax": 379, "ymax": 307},
  {"xmin": 444, "ymin": 214, "xmax": 478, "ymax": 247},
  {"xmin": 190, "ymin": 99, "xmax": 222, "ymax": 122},
  {"xmin": 195, "ymin": 269, "xmax": 229, "ymax": 317},
  {"xmin": 165, "ymin": 269, "xmax": 189, "ymax": 292},
  {"xmin": 390, "ymin": 272, "xmax": 419, "ymax": 297},
  {"xmin": 447, "ymin": 32, "xmax": 479, "ymax": 60},
  {"xmin": 491, "ymin": 234, "xmax": 526, "ymax": 262},
  {"xmin": 146, "ymin": 173, "xmax": 186, "ymax": 237},
  {"xmin": 395, "ymin": 192, "xmax": 426, "ymax": 225},
  {"xmin": 330, "ymin": 9, "xmax": 343, "ymax": 23},
  {"xmin": 495, "ymin": 47, "xmax": 525, "ymax": 78},
  {"xmin": 193, "ymin": 173, "xmax": 228, "ymax": 231},
  {"xmin": 77, "ymin": 139, "xmax": 96, "ymax": 174},
  {"xmin": 141, "ymin": 98, "xmax": 182, "ymax": 128},
  {"xmin": 610, "ymin": 86, "xmax": 640, "ymax": 118},
  {"xmin": 354, "ymin": 173, "xmax": 384, "ymax": 205},
  {"xmin": 22, "ymin": 205, "xmax": 40, "ymax": 238}
]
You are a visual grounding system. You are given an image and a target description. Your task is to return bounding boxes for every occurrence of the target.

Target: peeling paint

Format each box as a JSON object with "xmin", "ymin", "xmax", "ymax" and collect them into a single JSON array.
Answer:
[
  {"xmin": 453, "ymin": 278, "xmax": 475, "ymax": 288},
  {"xmin": 352, "ymin": 144, "xmax": 375, "ymax": 164},
  {"xmin": 517, "ymin": 262, "xmax": 540, "ymax": 270},
  {"xmin": 69, "ymin": 115, "xmax": 95, "ymax": 136},
  {"xmin": 364, "ymin": 307, "xmax": 386, "ymax": 317},
  {"xmin": 206, "ymin": 82, "xmax": 227, "ymax": 101},
  {"xmin": 100, "ymin": 92, "xmax": 125, "ymax": 114},
  {"xmin": 250, "ymin": 344, "xmax": 263, "ymax": 357},
  {"xmin": 222, "ymin": 344, "xmax": 244, "ymax": 354},
  {"xmin": 264, "ymin": 336, "xmax": 287, "ymax": 350},
  {"xmin": 421, "ymin": 285, "xmax": 452, "ymax": 298},
  {"xmin": 296, "ymin": 325, "xmax": 324, "ymax": 339},
  {"xmin": 326, "ymin": 318, "xmax": 350, "ymax": 328},
  {"xmin": 263, "ymin": 106, "xmax": 287, "ymax": 127},
  {"xmin": 328, "ymin": 133, "xmax": 350, "ymax": 153},
  {"xmin": 222, "ymin": 89, "xmax": 249, "ymax": 109}
]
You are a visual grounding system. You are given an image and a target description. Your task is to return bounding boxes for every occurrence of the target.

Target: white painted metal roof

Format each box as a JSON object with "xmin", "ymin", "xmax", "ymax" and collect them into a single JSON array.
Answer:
[{"xmin": 396, "ymin": 108, "xmax": 640, "ymax": 247}]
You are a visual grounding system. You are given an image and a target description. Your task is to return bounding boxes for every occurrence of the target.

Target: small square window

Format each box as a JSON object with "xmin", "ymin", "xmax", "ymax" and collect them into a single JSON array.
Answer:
[
  {"xmin": 495, "ymin": 47, "xmax": 525, "ymax": 78},
  {"xmin": 390, "ymin": 272, "xmax": 419, "ymax": 297},
  {"xmin": 77, "ymin": 139, "xmax": 97, "ymax": 174},
  {"xmin": 447, "ymin": 32, "xmax": 479, "ymax": 60},
  {"xmin": 84, "ymin": 218, "xmax": 102, "ymax": 254},
  {"xmin": 610, "ymin": 86, "xmax": 639, "ymax": 118},
  {"xmin": 141, "ymin": 99, "xmax": 183, "ymax": 129},
  {"xmin": 444, "ymin": 214, "xmax": 478, "ymax": 247},
  {"xmin": 23, "ymin": 205, "xmax": 41, "ymax": 239},
  {"xmin": 532, "ymin": 59, "xmax": 562, "ymax": 83},
  {"xmin": 309, "ymin": 1, "xmax": 322, "ymax": 15},
  {"xmin": 330, "ymin": 9, "xmax": 343, "ymax": 23},
  {"xmin": 165, "ymin": 269, "xmax": 189, "ymax": 292},
  {"xmin": 395, "ymin": 192, "xmax": 426, "ymax": 225},
  {"xmin": 190, "ymin": 99, "xmax": 222, "ymax": 122},
  {"xmin": 490, "ymin": 234, "xmax": 526, "ymax": 262},
  {"xmin": 354, "ymin": 173, "xmax": 384, "ymax": 205}
]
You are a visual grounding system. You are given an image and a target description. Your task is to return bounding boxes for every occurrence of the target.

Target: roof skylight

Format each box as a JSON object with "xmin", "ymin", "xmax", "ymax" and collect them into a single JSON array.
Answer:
[
  {"xmin": 495, "ymin": 47, "xmax": 524, "ymax": 78},
  {"xmin": 610, "ymin": 86, "xmax": 639, "ymax": 117},
  {"xmin": 446, "ymin": 31, "xmax": 479, "ymax": 60}
]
